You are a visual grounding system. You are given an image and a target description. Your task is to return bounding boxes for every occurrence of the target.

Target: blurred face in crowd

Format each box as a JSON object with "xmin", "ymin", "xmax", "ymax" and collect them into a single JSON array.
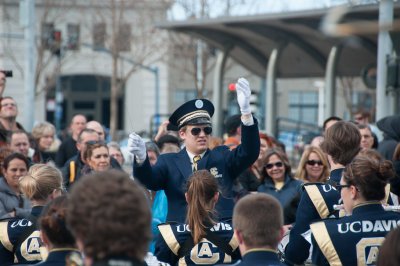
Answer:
[
  {"xmin": 77, "ymin": 132, "xmax": 100, "ymax": 160},
  {"xmin": 258, "ymin": 138, "xmax": 269, "ymax": 161},
  {"xmin": 70, "ymin": 115, "xmax": 87, "ymax": 138},
  {"xmin": 354, "ymin": 114, "xmax": 368, "ymax": 125},
  {"xmin": 86, "ymin": 121, "xmax": 105, "ymax": 141},
  {"xmin": 10, "ymin": 132, "xmax": 30, "ymax": 157},
  {"xmin": 108, "ymin": 146, "xmax": 124, "ymax": 166},
  {"xmin": 305, "ymin": 152, "xmax": 324, "ymax": 182},
  {"xmin": 87, "ymin": 146, "xmax": 110, "ymax": 172},
  {"xmin": 265, "ymin": 154, "xmax": 285, "ymax": 182},
  {"xmin": 38, "ymin": 129, "xmax": 55, "ymax": 151},
  {"xmin": 147, "ymin": 150, "xmax": 158, "ymax": 166},
  {"xmin": 0, "ymin": 98, "xmax": 18, "ymax": 119},
  {"xmin": 179, "ymin": 124, "xmax": 211, "ymax": 155},
  {"xmin": 3, "ymin": 158, "xmax": 28, "ymax": 191},
  {"xmin": 359, "ymin": 128, "xmax": 374, "ymax": 150}
]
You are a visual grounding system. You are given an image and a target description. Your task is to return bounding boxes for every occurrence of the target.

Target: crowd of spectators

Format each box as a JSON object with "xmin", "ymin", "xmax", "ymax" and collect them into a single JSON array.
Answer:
[{"xmin": 0, "ymin": 72, "xmax": 399, "ymax": 266}]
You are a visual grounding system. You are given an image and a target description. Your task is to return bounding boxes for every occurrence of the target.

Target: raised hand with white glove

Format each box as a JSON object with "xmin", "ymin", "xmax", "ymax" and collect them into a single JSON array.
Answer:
[
  {"xmin": 127, "ymin": 132, "xmax": 147, "ymax": 162},
  {"xmin": 236, "ymin": 77, "xmax": 252, "ymax": 115}
]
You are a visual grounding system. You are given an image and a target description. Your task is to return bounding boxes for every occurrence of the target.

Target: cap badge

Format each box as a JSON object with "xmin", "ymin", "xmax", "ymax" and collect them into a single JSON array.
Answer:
[{"xmin": 195, "ymin": 100, "xmax": 203, "ymax": 109}]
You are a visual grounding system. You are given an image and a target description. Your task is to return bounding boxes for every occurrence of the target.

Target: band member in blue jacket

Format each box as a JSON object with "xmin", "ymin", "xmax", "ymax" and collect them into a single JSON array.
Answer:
[
  {"xmin": 128, "ymin": 78, "xmax": 260, "ymax": 222},
  {"xmin": 0, "ymin": 164, "xmax": 63, "ymax": 265},
  {"xmin": 230, "ymin": 193, "xmax": 287, "ymax": 266},
  {"xmin": 155, "ymin": 170, "xmax": 240, "ymax": 265},
  {"xmin": 284, "ymin": 121, "xmax": 361, "ymax": 265},
  {"xmin": 310, "ymin": 154, "xmax": 400, "ymax": 266}
]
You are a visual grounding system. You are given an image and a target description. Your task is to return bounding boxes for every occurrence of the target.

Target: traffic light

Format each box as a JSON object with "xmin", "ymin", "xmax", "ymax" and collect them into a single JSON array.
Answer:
[{"xmin": 51, "ymin": 30, "xmax": 62, "ymax": 56}]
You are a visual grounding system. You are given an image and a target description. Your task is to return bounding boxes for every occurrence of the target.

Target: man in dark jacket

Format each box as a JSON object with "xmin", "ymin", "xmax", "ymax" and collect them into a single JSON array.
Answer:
[
  {"xmin": 128, "ymin": 78, "xmax": 260, "ymax": 222},
  {"xmin": 377, "ymin": 115, "xmax": 400, "ymax": 160}
]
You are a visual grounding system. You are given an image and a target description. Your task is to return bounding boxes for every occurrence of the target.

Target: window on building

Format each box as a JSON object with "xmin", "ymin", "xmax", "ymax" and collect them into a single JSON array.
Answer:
[
  {"xmin": 173, "ymin": 90, "xmax": 197, "ymax": 107},
  {"xmin": 288, "ymin": 91, "xmax": 318, "ymax": 124},
  {"xmin": 67, "ymin": 24, "xmax": 80, "ymax": 50},
  {"xmin": 41, "ymin": 23, "xmax": 54, "ymax": 49},
  {"xmin": 93, "ymin": 23, "xmax": 106, "ymax": 50},
  {"xmin": 117, "ymin": 23, "xmax": 131, "ymax": 52}
]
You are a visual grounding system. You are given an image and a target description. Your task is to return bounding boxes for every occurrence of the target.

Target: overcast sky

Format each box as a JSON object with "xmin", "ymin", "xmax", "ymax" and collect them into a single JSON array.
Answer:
[{"xmin": 168, "ymin": 0, "xmax": 378, "ymax": 20}]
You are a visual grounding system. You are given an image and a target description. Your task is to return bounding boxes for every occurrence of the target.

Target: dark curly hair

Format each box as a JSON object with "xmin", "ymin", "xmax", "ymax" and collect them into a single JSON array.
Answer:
[
  {"xmin": 67, "ymin": 170, "xmax": 151, "ymax": 261},
  {"xmin": 39, "ymin": 195, "xmax": 75, "ymax": 247}
]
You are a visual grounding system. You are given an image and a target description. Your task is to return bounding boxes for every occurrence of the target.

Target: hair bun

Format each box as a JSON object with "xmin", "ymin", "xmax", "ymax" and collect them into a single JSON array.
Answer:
[{"xmin": 378, "ymin": 160, "xmax": 395, "ymax": 181}]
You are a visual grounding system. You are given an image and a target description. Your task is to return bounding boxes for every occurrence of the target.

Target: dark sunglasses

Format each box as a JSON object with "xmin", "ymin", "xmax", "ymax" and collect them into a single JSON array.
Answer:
[
  {"xmin": 306, "ymin": 160, "xmax": 323, "ymax": 166},
  {"xmin": 265, "ymin": 162, "xmax": 284, "ymax": 169},
  {"xmin": 85, "ymin": 140, "xmax": 104, "ymax": 145},
  {"xmin": 334, "ymin": 184, "xmax": 351, "ymax": 193},
  {"xmin": 191, "ymin": 126, "xmax": 212, "ymax": 136}
]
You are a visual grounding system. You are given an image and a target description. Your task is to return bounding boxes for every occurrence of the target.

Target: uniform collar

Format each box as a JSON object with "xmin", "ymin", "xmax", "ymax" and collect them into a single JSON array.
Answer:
[
  {"xmin": 352, "ymin": 201, "xmax": 384, "ymax": 214},
  {"xmin": 242, "ymin": 248, "xmax": 280, "ymax": 260},
  {"xmin": 186, "ymin": 150, "xmax": 206, "ymax": 163},
  {"xmin": 328, "ymin": 168, "xmax": 344, "ymax": 184}
]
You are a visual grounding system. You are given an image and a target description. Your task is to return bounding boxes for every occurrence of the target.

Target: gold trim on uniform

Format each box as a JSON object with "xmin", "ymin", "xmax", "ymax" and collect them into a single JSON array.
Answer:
[
  {"xmin": 310, "ymin": 222, "xmax": 342, "ymax": 266},
  {"xmin": 178, "ymin": 111, "xmax": 210, "ymax": 127},
  {"xmin": 356, "ymin": 237, "xmax": 384, "ymax": 265},
  {"xmin": 20, "ymin": 231, "xmax": 45, "ymax": 262},
  {"xmin": 0, "ymin": 221, "xmax": 13, "ymax": 251},
  {"xmin": 383, "ymin": 184, "xmax": 390, "ymax": 204},
  {"xmin": 228, "ymin": 234, "xmax": 239, "ymax": 250},
  {"xmin": 305, "ymin": 185, "xmax": 329, "ymax": 218},
  {"xmin": 158, "ymin": 224, "xmax": 181, "ymax": 256}
]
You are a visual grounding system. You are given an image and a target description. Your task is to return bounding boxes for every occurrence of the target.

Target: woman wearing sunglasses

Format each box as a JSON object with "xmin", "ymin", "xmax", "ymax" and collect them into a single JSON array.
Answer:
[
  {"xmin": 258, "ymin": 147, "xmax": 302, "ymax": 224},
  {"xmin": 295, "ymin": 146, "xmax": 329, "ymax": 183},
  {"xmin": 310, "ymin": 154, "xmax": 400, "ymax": 266}
]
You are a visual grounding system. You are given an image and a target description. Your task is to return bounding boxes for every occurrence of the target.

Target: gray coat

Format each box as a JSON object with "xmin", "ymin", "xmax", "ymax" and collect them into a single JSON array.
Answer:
[{"xmin": 0, "ymin": 177, "xmax": 31, "ymax": 220}]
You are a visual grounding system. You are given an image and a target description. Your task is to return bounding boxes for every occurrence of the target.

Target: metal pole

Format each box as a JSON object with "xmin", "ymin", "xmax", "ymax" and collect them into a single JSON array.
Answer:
[
  {"xmin": 212, "ymin": 50, "xmax": 230, "ymax": 137},
  {"xmin": 266, "ymin": 48, "xmax": 280, "ymax": 137},
  {"xmin": 54, "ymin": 55, "xmax": 62, "ymax": 131},
  {"xmin": 23, "ymin": 0, "xmax": 36, "ymax": 131},
  {"xmin": 324, "ymin": 46, "xmax": 340, "ymax": 118},
  {"xmin": 154, "ymin": 66, "xmax": 160, "ymax": 133},
  {"xmin": 376, "ymin": 0, "xmax": 394, "ymax": 120}
]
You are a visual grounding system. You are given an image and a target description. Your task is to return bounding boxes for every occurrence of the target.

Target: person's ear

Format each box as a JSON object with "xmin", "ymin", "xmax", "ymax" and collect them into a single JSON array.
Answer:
[
  {"xmin": 214, "ymin": 192, "xmax": 219, "ymax": 202},
  {"xmin": 234, "ymin": 229, "xmax": 244, "ymax": 244},
  {"xmin": 179, "ymin": 129, "xmax": 186, "ymax": 139},
  {"xmin": 350, "ymin": 185, "xmax": 358, "ymax": 200}
]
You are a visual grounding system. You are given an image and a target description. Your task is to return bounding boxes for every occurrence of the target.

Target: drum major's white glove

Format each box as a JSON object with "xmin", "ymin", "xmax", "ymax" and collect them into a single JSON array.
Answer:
[
  {"xmin": 127, "ymin": 132, "xmax": 147, "ymax": 161},
  {"xmin": 236, "ymin": 77, "xmax": 252, "ymax": 115}
]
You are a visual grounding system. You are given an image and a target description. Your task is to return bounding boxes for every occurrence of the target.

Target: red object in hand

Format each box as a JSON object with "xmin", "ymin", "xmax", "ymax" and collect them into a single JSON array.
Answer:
[{"xmin": 228, "ymin": 83, "xmax": 236, "ymax": 91}]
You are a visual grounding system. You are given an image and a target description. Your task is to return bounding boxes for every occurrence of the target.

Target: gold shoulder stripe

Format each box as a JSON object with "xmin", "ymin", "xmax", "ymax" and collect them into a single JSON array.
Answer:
[
  {"xmin": 384, "ymin": 184, "xmax": 390, "ymax": 204},
  {"xmin": 178, "ymin": 257, "xmax": 187, "ymax": 266},
  {"xmin": 0, "ymin": 221, "xmax": 13, "ymax": 251},
  {"xmin": 158, "ymin": 224, "xmax": 181, "ymax": 256},
  {"xmin": 310, "ymin": 222, "xmax": 341, "ymax": 266},
  {"xmin": 229, "ymin": 234, "xmax": 239, "ymax": 250},
  {"xmin": 304, "ymin": 185, "xmax": 329, "ymax": 218}
]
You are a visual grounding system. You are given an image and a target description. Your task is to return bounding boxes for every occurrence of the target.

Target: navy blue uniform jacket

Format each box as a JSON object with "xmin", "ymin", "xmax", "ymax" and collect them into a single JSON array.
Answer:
[
  {"xmin": 311, "ymin": 203, "xmax": 400, "ymax": 266},
  {"xmin": 155, "ymin": 219, "xmax": 240, "ymax": 265},
  {"xmin": 35, "ymin": 249, "xmax": 81, "ymax": 266},
  {"xmin": 226, "ymin": 249, "xmax": 287, "ymax": 266},
  {"xmin": 134, "ymin": 121, "xmax": 260, "ymax": 222},
  {"xmin": 284, "ymin": 168, "xmax": 343, "ymax": 265},
  {"xmin": 0, "ymin": 206, "xmax": 45, "ymax": 265}
]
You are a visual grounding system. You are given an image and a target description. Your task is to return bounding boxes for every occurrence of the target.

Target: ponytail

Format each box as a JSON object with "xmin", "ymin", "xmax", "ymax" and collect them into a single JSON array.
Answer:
[
  {"xmin": 19, "ymin": 164, "xmax": 63, "ymax": 201},
  {"xmin": 186, "ymin": 170, "xmax": 219, "ymax": 244}
]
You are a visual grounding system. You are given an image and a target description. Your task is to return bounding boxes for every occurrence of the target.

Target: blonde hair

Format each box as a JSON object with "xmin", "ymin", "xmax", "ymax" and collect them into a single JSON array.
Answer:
[
  {"xmin": 31, "ymin": 122, "xmax": 55, "ymax": 142},
  {"xmin": 295, "ymin": 146, "xmax": 330, "ymax": 183},
  {"xmin": 19, "ymin": 164, "xmax": 63, "ymax": 201}
]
